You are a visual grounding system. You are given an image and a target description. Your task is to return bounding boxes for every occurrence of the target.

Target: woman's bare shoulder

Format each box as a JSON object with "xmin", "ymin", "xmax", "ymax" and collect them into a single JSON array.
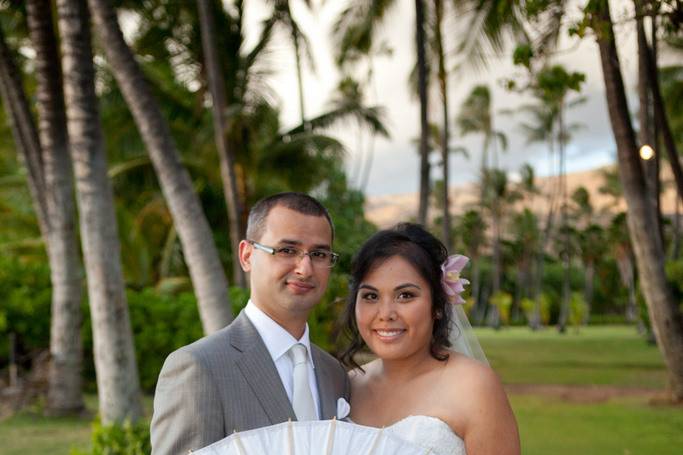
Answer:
[
  {"xmin": 441, "ymin": 353, "xmax": 506, "ymax": 404},
  {"xmin": 441, "ymin": 353, "xmax": 519, "ymax": 453}
]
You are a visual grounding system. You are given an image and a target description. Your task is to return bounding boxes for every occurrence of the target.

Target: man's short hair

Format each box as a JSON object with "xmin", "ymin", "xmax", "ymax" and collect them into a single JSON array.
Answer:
[{"xmin": 246, "ymin": 192, "xmax": 334, "ymax": 242}]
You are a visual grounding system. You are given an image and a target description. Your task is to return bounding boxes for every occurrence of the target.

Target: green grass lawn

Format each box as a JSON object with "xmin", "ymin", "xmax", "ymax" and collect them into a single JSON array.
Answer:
[
  {"xmin": 476, "ymin": 325, "xmax": 668, "ymax": 388},
  {"xmin": 513, "ymin": 395, "xmax": 683, "ymax": 455},
  {"xmin": 1, "ymin": 325, "xmax": 679, "ymax": 454},
  {"xmin": 0, "ymin": 412, "xmax": 93, "ymax": 455}
]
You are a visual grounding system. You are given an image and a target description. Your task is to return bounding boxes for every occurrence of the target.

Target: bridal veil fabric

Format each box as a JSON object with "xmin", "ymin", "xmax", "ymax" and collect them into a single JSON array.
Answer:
[
  {"xmin": 441, "ymin": 255, "xmax": 488, "ymax": 365},
  {"xmin": 448, "ymin": 303, "xmax": 488, "ymax": 365}
]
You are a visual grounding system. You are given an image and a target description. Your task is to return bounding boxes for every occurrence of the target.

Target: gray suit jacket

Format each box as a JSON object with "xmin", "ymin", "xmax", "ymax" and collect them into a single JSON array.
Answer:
[{"xmin": 150, "ymin": 311, "xmax": 350, "ymax": 455}]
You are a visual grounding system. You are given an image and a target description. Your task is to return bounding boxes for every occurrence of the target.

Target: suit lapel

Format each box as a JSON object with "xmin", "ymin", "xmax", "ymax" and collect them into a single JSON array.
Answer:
[
  {"xmin": 231, "ymin": 313, "xmax": 296, "ymax": 423},
  {"xmin": 312, "ymin": 347, "xmax": 336, "ymax": 419}
]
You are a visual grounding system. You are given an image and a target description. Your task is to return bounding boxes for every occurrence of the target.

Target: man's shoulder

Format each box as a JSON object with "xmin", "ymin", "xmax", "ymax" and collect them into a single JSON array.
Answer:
[{"xmin": 166, "ymin": 315, "xmax": 252, "ymax": 365}]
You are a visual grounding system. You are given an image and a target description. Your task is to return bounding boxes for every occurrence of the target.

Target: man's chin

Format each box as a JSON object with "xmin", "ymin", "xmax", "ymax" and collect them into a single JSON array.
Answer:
[{"xmin": 282, "ymin": 294, "xmax": 321, "ymax": 313}]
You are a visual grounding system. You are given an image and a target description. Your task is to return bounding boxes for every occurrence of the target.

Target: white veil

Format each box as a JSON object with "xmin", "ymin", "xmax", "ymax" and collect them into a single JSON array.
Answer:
[
  {"xmin": 448, "ymin": 303, "xmax": 489, "ymax": 365},
  {"xmin": 441, "ymin": 254, "xmax": 488, "ymax": 365}
]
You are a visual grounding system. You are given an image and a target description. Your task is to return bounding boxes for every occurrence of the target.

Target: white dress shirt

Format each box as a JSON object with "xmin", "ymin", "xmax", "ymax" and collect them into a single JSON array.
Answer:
[{"xmin": 244, "ymin": 300, "xmax": 321, "ymax": 419}]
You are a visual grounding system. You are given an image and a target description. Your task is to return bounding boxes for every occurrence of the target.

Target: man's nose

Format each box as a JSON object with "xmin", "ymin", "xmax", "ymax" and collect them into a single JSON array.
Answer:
[{"xmin": 293, "ymin": 253, "xmax": 314, "ymax": 276}]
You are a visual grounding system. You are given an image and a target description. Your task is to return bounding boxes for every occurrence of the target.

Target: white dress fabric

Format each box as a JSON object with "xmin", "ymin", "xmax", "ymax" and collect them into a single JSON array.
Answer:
[{"xmin": 385, "ymin": 415, "xmax": 467, "ymax": 455}]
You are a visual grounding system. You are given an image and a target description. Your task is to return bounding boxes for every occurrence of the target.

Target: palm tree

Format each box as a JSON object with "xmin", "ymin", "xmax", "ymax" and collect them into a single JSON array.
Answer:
[
  {"xmin": 659, "ymin": 63, "xmax": 683, "ymax": 258},
  {"xmin": 577, "ymin": 223, "xmax": 606, "ymax": 323},
  {"xmin": 268, "ymin": 0, "xmax": 314, "ymax": 124},
  {"xmin": 636, "ymin": 1, "xmax": 683, "ymax": 206},
  {"xmin": 598, "ymin": 166, "xmax": 623, "ymax": 211},
  {"xmin": 510, "ymin": 208, "xmax": 540, "ymax": 306},
  {"xmin": 331, "ymin": 3, "xmax": 393, "ymax": 193},
  {"xmin": 434, "ymin": 0, "xmax": 451, "ymax": 248},
  {"xmin": 456, "ymin": 85, "xmax": 507, "ymax": 301},
  {"xmin": 415, "ymin": 0, "xmax": 430, "ymax": 226},
  {"xmin": 427, "ymin": 0, "xmax": 453, "ymax": 247},
  {"xmin": 607, "ymin": 213, "xmax": 637, "ymax": 322},
  {"xmin": 456, "ymin": 209, "xmax": 487, "ymax": 319},
  {"xmin": 481, "ymin": 168, "xmax": 521, "ymax": 327},
  {"xmin": 87, "ymin": 0, "xmax": 233, "ymax": 334},
  {"xmin": 588, "ymin": 0, "xmax": 683, "ymax": 401},
  {"xmin": 331, "ymin": 0, "xmax": 430, "ymax": 224},
  {"xmin": 636, "ymin": 7, "xmax": 662, "ymax": 245},
  {"xmin": 451, "ymin": 0, "xmax": 528, "ymax": 70},
  {"xmin": 55, "ymin": 0, "xmax": 142, "ymax": 423},
  {"xmin": 529, "ymin": 65, "xmax": 585, "ymax": 333},
  {"xmin": 25, "ymin": 0, "xmax": 84, "ymax": 416},
  {"xmin": 0, "ymin": 25, "xmax": 48, "ymax": 236},
  {"xmin": 456, "ymin": 85, "xmax": 507, "ymax": 176},
  {"xmin": 197, "ymin": 0, "xmax": 245, "ymax": 288}
]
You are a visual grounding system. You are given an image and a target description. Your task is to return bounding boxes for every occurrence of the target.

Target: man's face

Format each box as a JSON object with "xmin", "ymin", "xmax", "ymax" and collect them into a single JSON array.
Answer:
[{"xmin": 239, "ymin": 205, "xmax": 333, "ymax": 331}]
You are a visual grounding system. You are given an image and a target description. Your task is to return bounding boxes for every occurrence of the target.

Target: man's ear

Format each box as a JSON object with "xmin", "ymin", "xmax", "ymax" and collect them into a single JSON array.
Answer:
[{"xmin": 238, "ymin": 240, "xmax": 253, "ymax": 272}]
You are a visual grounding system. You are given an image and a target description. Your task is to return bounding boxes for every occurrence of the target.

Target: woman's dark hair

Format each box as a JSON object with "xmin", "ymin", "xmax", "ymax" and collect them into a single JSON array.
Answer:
[{"xmin": 341, "ymin": 223, "xmax": 453, "ymax": 369}]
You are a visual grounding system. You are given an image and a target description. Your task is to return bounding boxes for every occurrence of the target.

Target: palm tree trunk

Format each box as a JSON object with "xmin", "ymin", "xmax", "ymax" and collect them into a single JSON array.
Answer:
[
  {"xmin": 434, "ymin": 0, "xmax": 451, "ymax": 249},
  {"xmin": 360, "ymin": 58, "xmax": 380, "ymax": 192},
  {"xmin": 637, "ymin": 12, "xmax": 663, "ymax": 245},
  {"xmin": 87, "ymin": 0, "xmax": 233, "ymax": 334},
  {"xmin": 26, "ymin": 0, "xmax": 84, "ymax": 416},
  {"xmin": 673, "ymin": 196, "xmax": 681, "ymax": 259},
  {"xmin": 292, "ymin": 24, "xmax": 306, "ymax": 125},
  {"xmin": 490, "ymin": 207, "xmax": 501, "ymax": 329},
  {"xmin": 56, "ymin": 0, "xmax": 142, "ymax": 423},
  {"xmin": 471, "ymin": 256, "xmax": 481, "ymax": 308},
  {"xmin": 492, "ymin": 210, "xmax": 502, "ymax": 294},
  {"xmin": 558, "ymin": 107, "xmax": 570, "ymax": 333},
  {"xmin": 625, "ymin": 259, "xmax": 637, "ymax": 322},
  {"xmin": 583, "ymin": 261, "xmax": 595, "ymax": 324},
  {"xmin": 415, "ymin": 0, "xmax": 430, "ymax": 225},
  {"xmin": 197, "ymin": 0, "xmax": 245, "ymax": 288},
  {"xmin": 532, "ymin": 138, "xmax": 557, "ymax": 330},
  {"xmin": 0, "ymin": 26, "xmax": 49, "ymax": 237},
  {"xmin": 641, "ymin": 18, "xmax": 683, "ymax": 206},
  {"xmin": 531, "ymin": 252, "xmax": 544, "ymax": 330},
  {"xmin": 594, "ymin": 0, "xmax": 683, "ymax": 401}
]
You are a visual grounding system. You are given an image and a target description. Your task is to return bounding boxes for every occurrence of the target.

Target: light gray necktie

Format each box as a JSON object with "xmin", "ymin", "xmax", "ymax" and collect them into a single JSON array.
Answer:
[{"xmin": 288, "ymin": 343, "xmax": 317, "ymax": 421}]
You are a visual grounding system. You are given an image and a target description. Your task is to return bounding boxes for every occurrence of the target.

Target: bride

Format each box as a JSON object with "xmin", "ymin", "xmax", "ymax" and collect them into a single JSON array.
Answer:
[{"xmin": 341, "ymin": 223, "xmax": 520, "ymax": 455}]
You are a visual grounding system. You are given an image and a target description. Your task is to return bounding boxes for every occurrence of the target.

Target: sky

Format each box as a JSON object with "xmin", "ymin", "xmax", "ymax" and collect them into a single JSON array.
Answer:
[{"xmin": 241, "ymin": 1, "xmax": 652, "ymax": 197}]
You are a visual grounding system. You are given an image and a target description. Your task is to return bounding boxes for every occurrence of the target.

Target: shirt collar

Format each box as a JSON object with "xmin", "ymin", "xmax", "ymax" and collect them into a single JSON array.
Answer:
[{"xmin": 244, "ymin": 299, "xmax": 314, "ymax": 366}]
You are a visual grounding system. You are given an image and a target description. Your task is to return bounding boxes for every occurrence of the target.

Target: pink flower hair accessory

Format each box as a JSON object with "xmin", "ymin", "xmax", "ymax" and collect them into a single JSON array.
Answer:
[{"xmin": 441, "ymin": 254, "xmax": 470, "ymax": 305}]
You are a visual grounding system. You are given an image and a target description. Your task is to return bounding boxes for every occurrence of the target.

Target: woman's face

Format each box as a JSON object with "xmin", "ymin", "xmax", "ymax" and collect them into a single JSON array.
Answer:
[{"xmin": 355, "ymin": 255, "xmax": 434, "ymax": 362}]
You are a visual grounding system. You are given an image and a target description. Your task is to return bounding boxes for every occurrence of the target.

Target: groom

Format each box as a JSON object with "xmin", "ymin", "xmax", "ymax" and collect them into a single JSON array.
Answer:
[{"xmin": 150, "ymin": 192, "xmax": 350, "ymax": 454}]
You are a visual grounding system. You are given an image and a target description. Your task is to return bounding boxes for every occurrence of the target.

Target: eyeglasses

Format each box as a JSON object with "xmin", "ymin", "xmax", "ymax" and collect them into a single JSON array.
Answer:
[{"xmin": 247, "ymin": 240, "xmax": 339, "ymax": 268}]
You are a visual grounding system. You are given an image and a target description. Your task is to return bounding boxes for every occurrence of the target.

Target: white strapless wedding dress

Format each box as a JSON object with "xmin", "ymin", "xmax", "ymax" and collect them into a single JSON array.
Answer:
[{"xmin": 384, "ymin": 415, "xmax": 466, "ymax": 455}]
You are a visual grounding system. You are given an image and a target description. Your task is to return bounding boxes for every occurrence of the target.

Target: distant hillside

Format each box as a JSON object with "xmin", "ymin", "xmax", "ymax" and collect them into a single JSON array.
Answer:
[{"xmin": 365, "ymin": 165, "xmax": 680, "ymax": 228}]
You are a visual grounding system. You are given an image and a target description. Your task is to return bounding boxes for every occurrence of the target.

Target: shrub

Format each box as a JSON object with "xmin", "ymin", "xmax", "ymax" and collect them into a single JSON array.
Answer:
[
  {"xmin": 82, "ymin": 288, "xmax": 206, "ymax": 392},
  {"xmin": 520, "ymin": 297, "xmax": 535, "ymax": 323},
  {"xmin": 587, "ymin": 313, "xmax": 629, "ymax": 325},
  {"xmin": 665, "ymin": 258, "xmax": 683, "ymax": 296},
  {"xmin": 538, "ymin": 293, "xmax": 552, "ymax": 325},
  {"xmin": 0, "ymin": 256, "xmax": 52, "ymax": 367},
  {"xmin": 70, "ymin": 419, "xmax": 150, "ymax": 455},
  {"xmin": 489, "ymin": 291, "xmax": 513, "ymax": 326},
  {"xmin": 309, "ymin": 272, "xmax": 349, "ymax": 355},
  {"xmin": 569, "ymin": 292, "xmax": 588, "ymax": 331}
]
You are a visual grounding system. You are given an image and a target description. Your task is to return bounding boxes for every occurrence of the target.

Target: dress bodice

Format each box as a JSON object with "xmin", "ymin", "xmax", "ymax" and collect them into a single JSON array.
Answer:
[{"xmin": 385, "ymin": 415, "xmax": 466, "ymax": 455}]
